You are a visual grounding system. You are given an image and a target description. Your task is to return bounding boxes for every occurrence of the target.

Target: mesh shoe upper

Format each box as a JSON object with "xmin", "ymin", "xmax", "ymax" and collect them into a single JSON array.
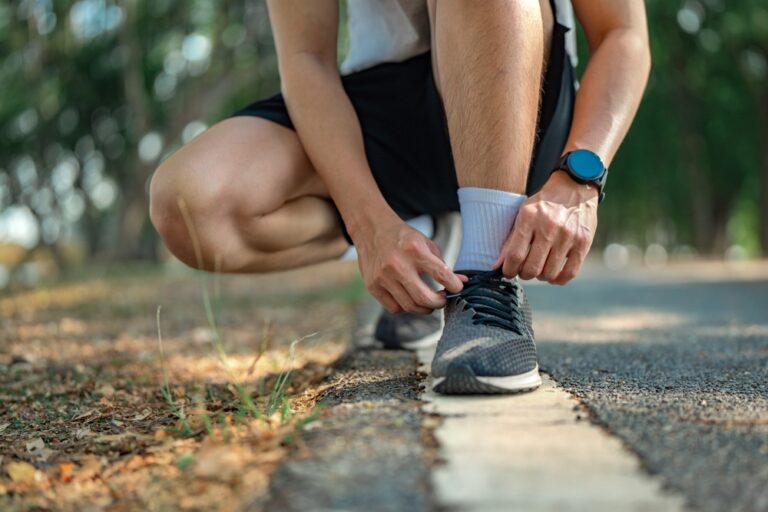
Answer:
[
  {"xmin": 374, "ymin": 309, "xmax": 442, "ymax": 349},
  {"xmin": 431, "ymin": 269, "xmax": 537, "ymax": 378}
]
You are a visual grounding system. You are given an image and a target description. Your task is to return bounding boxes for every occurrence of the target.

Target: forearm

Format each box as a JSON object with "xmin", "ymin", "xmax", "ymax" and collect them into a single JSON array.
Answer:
[
  {"xmin": 563, "ymin": 28, "xmax": 651, "ymax": 165},
  {"xmin": 280, "ymin": 56, "xmax": 400, "ymax": 237}
]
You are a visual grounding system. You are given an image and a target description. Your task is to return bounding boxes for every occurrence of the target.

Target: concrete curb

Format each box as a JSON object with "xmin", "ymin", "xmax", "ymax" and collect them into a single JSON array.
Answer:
[{"xmin": 417, "ymin": 346, "xmax": 686, "ymax": 512}]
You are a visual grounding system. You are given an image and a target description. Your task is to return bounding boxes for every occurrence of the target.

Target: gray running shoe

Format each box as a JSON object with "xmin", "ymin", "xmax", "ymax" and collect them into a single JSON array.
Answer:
[
  {"xmin": 374, "ymin": 213, "xmax": 462, "ymax": 350},
  {"xmin": 431, "ymin": 269, "xmax": 541, "ymax": 394},
  {"xmin": 375, "ymin": 310, "xmax": 443, "ymax": 350}
]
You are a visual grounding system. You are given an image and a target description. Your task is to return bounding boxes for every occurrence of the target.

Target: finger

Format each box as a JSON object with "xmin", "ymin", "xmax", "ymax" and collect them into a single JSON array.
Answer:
[
  {"xmin": 428, "ymin": 240, "xmax": 469, "ymax": 284},
  {"xmin": 401, "ymin": 271, "xmax": 447, "ymax": 310},
  {"xmin": 426, "ymin": 239, "xmax": 444, "ymax": 260},
  {"xmin": 518, "ymin": 235, "xmax": 551, "ymax": 280},
  {"xmin": 417, "ymin": 250, "xmax": 464, "ymax": 293},
  {"xmin": 540, "ymin": 235, "xmax": 572, "ymax": 283},
  {"xmin": 552, "ymin": 250, "xmax": 586, "ymax": 285},
  {"xmin": 371, "ymin": 286, "xmax": 402, "ymax": 314},
  {"xmin": 501, "ymin": 222, "xmax": 534, "ymax": 277},
  {"xmin": 387, "ymin": 279, "xmax": 432, "ymax": 314}
]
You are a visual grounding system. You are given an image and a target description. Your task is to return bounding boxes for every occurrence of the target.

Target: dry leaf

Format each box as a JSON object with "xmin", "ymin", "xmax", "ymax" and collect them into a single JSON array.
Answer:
[
  {"xmin": 133, "ymin": 409, "xmax": 151, "ymax": 421},
  {"xmin": 94, "ymin": 431, "xmax": 151, "ymax": 443},
  {"xmin": 72, "ymin": 409, "xmax": 98, "ymax": 421},
  {"xmin": 94, "ymin": 433, "xmax": 131, "ymax": 443},
  {"xmin": 26, "ymin": 438, "xmax": 45, "ymax": 452},
  {"xmin": 25, "ymin": 438, "xmax": 56, "ymax": 462},
  {"xmin": 186, "ymin": 409, "xmax": 210, "ymax": 431},
  {"xmin": 7, "ymin": 461, "xmax": 38, "ymax": 483},
  {"xmin": 190, "ymin": 445, "xmax": 245, "ymax": 482},
  {"xmin": 74, "ymin": 456, "xmax": 102, "ymax": 482},
  {"xmin": 59, "ymin": 462, "xmax": 76, "ymax": 482},
  {"xmin": 98, "ymin": 384, "xmax": 115, "ymax": 397},
  {"xmin": 0, "ymin": 422, "xmax": 9, "ymax": 433},
  {"xmin": 59, "ymin": 317, "xmax": 86, "ymax": 334},
  {"xmin": 75, "ymin": 427, "xmax": 92, "ymax": 439}
]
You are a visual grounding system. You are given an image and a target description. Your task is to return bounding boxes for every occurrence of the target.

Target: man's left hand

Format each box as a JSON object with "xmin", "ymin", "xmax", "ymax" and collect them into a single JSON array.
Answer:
[{"xmin": 495, "ymin": 170, "xmax": 599, "ymax": 285}]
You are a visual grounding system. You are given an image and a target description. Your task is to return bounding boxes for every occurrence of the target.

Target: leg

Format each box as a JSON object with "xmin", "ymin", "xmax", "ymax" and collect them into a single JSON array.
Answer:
[
  {"xmin": 428, "ymin": 0, "xmax": 553, "ymax": 192},
  {"xmin": 427, "ymin": 3, "xmax": 554, "ymax": 393},
  {"xmin": 426, "ymin": 0, "xmax": 555, "ymax": 272},
  {"xmin": 150, "ymin": 117, "xmax": 348, "ymax": 273}
]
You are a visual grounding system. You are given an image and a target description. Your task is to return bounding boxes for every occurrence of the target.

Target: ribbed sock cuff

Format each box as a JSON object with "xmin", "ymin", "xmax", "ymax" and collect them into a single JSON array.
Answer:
[{"xmin": 454, "ymin": 187, "xmax": 527, "ymax": 271}]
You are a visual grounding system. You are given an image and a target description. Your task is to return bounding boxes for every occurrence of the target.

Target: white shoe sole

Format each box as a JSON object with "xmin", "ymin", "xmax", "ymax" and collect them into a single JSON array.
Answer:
[{"xmin": 432, "ymin": 365, "xmax": 542, "ymax": 394}]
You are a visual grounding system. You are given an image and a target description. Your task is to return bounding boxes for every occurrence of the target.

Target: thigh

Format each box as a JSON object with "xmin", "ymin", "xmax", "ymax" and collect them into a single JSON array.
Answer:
[{"xmin": 155, "ymin": 116, "xmax": 327, "ymax": 218}]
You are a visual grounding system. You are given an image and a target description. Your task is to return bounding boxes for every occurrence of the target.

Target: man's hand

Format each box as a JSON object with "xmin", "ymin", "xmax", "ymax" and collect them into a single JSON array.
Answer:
[
  {"xmin": 496, "ymin": 171, "xmax": 598, "ymax": 285},
  {"xmin": 354, "ymin": 218, "xmax": 466, "ymax": 314}
]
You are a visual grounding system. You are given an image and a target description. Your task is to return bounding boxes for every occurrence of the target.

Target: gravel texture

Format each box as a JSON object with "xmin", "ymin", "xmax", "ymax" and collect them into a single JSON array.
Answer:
[{"xmin": 527, "ymin": 265, "xmax": 768, "ymax": 512}]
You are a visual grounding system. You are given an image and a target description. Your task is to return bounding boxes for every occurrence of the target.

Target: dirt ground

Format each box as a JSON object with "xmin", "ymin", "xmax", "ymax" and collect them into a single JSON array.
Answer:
[{"xmin": 0, "ymin": 261, "xmax": 362, "ymax": 511}]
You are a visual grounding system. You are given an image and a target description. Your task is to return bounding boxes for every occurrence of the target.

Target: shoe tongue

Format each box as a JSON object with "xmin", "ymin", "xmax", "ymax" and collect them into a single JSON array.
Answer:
[
  {"xmin": 451, "ymin": 270, "xmax": 517, "ymax": 306},
  {"xmin": 455, "ymin": 268, "xmax": 511, "ymax": 283},
  {"xmin": 454, "ymin": 269, "xmax": 497, "ymax": 278}
]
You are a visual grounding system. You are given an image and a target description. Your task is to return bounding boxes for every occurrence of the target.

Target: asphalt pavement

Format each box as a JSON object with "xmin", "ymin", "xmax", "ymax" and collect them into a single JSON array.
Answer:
[
  {"xmin": 528, "ymin": 261, "xmax": 768, "ymax": 512},
  {"xmin": 260, "ymin": 260, "xmax": 768, "ymax": 511}
]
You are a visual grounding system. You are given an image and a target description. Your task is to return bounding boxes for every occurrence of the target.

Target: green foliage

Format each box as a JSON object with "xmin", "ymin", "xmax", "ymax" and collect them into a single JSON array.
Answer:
[
  {"xmin": 1, "ymin": 0, "xmax": 767, "ymax": 261},
  {"xmin": 1, "ymin": 0, "xmax": 279, "ymax": 261},
  {"xmin": 593, "ymin": 0, "xmax": 768, "ymax": 254}
]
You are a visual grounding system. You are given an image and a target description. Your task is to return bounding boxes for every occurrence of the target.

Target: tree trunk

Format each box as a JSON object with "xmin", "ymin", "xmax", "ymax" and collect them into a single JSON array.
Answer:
[
  {"xmin": 760, "ymin": 141, "xmax": 768, "ymax": 256},
  {"xmin": 757, "ymin": 89, "xmax": 768, "ymax": 256},
  {"xmin": 113, "ymin": 0, "xmax": 153, "ymax": 261},
  {"xmin": 730, "ymin": 44, "xmax": 768, "ymax": 256},
  {"xmin": 117, "ymin": 181, "xmax": 152, "ymax": 260}
]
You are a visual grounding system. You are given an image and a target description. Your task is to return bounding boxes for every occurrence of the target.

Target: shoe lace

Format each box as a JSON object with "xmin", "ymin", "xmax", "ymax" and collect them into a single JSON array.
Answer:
[{"xmin": 446, "ymin": 269, "xmax": 523, "ymax": 333}]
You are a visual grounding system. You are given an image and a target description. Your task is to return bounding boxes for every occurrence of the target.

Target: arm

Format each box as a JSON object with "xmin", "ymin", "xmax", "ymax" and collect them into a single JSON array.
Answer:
[
  {"xmin": 564, "ymin": 0, "xmax": 651, "ymax": 163},
  {"xmin": 500, "ymin": 0, "xmax": 651, "ymax": 284},
  {"xmin": 267, "ymin": 0, "xmax": 462, "ymax": 312},
  {"xmin": 267, "ymin": 1, "xmax": 383, "ymax": 236}
]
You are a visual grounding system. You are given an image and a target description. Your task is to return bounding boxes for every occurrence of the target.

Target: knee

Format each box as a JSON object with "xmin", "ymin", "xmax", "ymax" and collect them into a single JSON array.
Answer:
[
  {"xmin": 149, "ymin": 158, "xmax": 222, "ymax": 268},
  {"xmin": 149, "ymin": 158, "xmax": 277, "ymax": 272}
]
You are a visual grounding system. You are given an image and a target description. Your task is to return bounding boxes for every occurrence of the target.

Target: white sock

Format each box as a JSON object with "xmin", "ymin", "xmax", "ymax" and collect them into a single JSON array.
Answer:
[
  {"xmin": 453, "ymin": 187, "xmax": 527, "ymax": 271},
  {"xmin": 340, "ymin": 214, "xmax": 434, "ymax": 261}
]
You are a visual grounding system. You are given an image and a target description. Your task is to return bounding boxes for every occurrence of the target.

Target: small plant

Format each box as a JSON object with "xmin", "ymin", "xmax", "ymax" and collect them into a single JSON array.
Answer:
[
  {"xmin": 176, "ymin": 452, "xmax": 194, "ymax": 471},
  {"xmin": 156, "ymin": 305, "xmax": 193, "ymax": 436},
  {"xmin": 151, "ymin": 197, "xmax": 320, "ymax": 440}
]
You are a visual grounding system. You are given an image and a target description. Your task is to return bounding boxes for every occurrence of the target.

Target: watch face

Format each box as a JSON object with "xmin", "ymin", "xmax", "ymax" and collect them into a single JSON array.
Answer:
[{"xmin": 568, "ymin": 149, "xmax": 605, "ymax": 181}]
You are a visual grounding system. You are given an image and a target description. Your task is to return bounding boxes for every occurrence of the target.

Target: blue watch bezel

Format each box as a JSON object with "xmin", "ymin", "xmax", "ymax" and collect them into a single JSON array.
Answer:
[
  {"xmin": 556, "ymin": 149, "xmax": 608, "ymax": 203},
  {"xmin": 566, "ymin": 149, "xmax": 606, "ymax": 181}
]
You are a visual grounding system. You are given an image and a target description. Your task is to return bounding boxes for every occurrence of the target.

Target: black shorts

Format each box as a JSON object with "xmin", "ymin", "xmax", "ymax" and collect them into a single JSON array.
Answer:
[{"xmin": 231, "ymin": 22, "xmax": 574, "ymax": 226}]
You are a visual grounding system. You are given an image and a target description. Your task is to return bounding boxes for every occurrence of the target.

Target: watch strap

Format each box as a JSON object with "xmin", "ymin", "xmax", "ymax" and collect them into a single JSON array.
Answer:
[{"xmin": 556, "ymin": 151, "xmax": 608, "ymax": 203}]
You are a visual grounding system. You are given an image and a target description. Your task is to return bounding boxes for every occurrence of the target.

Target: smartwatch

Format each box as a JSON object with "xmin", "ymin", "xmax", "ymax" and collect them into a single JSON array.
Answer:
[{"xmin": 555, "ymin": 149, "xmax": 608, "ymax": 203}]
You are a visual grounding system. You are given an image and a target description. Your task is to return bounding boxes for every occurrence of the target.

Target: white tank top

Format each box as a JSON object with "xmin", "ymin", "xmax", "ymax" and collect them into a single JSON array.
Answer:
[{"xmin": 340, "ymin": 0, "xmax": 578, "ymax": 76}]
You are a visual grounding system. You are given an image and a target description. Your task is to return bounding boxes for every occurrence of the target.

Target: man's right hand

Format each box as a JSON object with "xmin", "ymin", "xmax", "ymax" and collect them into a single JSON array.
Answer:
[{"xmin": 353, "ymin": 217, "xmax": 466, "ymax": 314}]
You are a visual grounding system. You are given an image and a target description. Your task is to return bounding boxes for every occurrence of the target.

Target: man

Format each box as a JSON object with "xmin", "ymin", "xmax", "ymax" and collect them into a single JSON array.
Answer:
[{"xmin": 150, "ymin": 0, "xmax": 650, "ymax": 394}]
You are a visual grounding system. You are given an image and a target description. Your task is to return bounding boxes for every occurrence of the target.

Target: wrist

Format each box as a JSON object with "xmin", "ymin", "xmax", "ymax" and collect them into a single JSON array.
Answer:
[
  {"xmin": 554, "ymin": 148, "xmax": 607, "ymax": 203},
  {"xmin": 343, "ymin": 200, "xmax": 401, "ymax": 240},
  {"xmin": 549, "ymin": 170, "xmax": 600, "ymax": 202}
]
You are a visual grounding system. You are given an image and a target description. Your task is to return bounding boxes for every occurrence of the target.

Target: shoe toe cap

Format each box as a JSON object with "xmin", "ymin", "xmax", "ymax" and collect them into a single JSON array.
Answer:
[{"xmin": 432, "ymin": 336, "xmax": 538, "ymax": 378}]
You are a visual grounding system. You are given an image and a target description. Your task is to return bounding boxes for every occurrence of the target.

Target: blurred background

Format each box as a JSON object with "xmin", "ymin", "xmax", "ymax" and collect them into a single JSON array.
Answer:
[{"xmin": 1, "ymin": 0, "xmax": 767, "ymax": 289}]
